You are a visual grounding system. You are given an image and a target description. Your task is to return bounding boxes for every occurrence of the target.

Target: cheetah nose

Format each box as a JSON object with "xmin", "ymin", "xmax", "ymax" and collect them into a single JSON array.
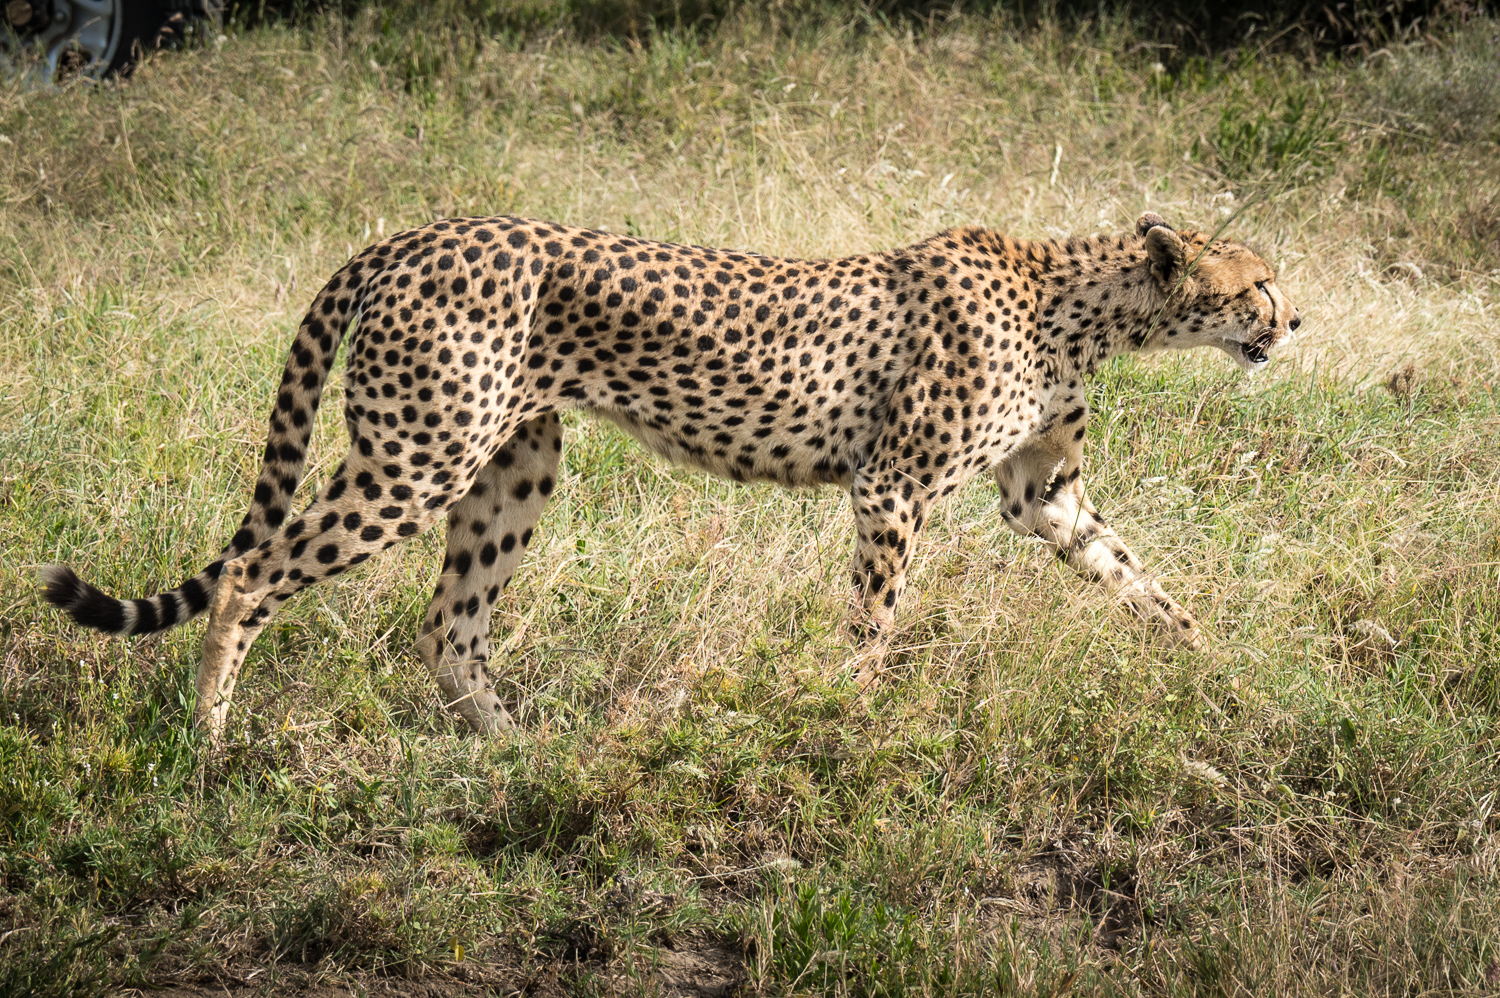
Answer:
[{"xmin": 1288, "ymin": 314, "xmax": 1301, "ymax": 332}]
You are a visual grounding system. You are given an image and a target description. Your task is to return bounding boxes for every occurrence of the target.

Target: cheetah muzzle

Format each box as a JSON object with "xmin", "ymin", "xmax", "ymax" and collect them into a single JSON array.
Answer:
[{"xmin": 41, "ymin": 212, "xmax": 1301, "ymax": 738}]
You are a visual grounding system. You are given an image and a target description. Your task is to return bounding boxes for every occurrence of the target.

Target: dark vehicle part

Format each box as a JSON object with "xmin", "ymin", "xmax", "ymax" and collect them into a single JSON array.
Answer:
[{"xmin": 1, "ymin": 0, "xmax": 217, "ymax": 80}]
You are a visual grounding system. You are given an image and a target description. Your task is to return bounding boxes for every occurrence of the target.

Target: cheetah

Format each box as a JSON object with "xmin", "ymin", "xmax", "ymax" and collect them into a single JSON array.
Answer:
[{"xmin": 42, "ymin": 211, "xmax": 1300, "ymax": 738}]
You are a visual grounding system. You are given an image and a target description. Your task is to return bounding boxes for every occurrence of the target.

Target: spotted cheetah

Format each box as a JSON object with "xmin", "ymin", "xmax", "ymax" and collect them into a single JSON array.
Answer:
[{"xmin": 42, "ymin": 211, "xmax": 1299, "ymax": 738}]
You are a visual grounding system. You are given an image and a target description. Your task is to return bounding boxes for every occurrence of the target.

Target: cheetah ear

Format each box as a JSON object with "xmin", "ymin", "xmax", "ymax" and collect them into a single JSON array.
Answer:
[
  {"xmin": 1135, "ymin": 212, "xmax": 1170, "ymax": 237},
  {"xmin": 1143, "ymin": 222, "xmax": 1187, "ymax": 290}
]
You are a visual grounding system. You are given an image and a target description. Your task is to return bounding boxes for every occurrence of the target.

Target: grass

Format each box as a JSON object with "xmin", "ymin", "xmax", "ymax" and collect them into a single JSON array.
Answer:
[{"xmin": 2, "ymin": 4, "xmax": 1500, "ymax": 994}]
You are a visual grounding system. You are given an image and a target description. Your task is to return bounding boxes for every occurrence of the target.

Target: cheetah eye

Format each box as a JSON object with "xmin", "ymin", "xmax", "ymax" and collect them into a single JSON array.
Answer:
[{"xmin": 1255, "ymin": 281, "xmax": 1272, "ymax": 302}]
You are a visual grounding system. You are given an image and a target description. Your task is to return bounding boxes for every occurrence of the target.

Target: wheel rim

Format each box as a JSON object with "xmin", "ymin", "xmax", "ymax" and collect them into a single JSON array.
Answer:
[{"xmin": 7, "ymin": 0, "xmax": 124, "ymax": 81}]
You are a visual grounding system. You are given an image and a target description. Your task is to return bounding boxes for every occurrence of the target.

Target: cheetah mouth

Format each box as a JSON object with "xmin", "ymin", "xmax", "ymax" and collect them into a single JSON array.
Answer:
[{"xmin": 1226, "ymin": 330, "xmax": 1277, "ymax": 370}]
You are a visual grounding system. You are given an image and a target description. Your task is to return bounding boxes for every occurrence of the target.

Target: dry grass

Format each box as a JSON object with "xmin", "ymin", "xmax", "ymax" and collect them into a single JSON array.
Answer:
[{"xmin": 1, "ymin": 6, "xmax": 1499, "ymax": 996}]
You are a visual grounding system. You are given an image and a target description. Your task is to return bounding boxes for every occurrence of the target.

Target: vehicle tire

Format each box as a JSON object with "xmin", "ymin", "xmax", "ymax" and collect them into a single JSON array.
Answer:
[
  {"xmin": 116, "ymin": 0, "xmax": 222, "ymax": 75},
  {"xmin": 2, "ymin": 0, "xmax": 218, "ymax": 80},
  {"xmin": 106, "ymin": 0, "xmax": 174, "ymax": 76}
]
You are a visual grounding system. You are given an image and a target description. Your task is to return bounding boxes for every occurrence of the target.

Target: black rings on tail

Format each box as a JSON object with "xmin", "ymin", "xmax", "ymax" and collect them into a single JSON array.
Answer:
[
  {"xmin": 40, "ymin": 563, "xmax": 218, "ymax": 636},
  {"xmin": 40, "ymin": 247, "xmax": 377, "ymax": 638}
]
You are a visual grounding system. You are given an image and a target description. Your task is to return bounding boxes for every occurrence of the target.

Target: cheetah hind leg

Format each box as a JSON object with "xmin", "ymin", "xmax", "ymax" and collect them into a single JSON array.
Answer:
[
  {"xmin": 416, "ymin": 414, "xmax": 562, "ymax": 735},
  {"xmin": 193, "ymin": 453, "xmax": 455, "ymax": 742},
  {"xmin": 195, "ymin": 560, "xmax": 260, "ymax": 739}
]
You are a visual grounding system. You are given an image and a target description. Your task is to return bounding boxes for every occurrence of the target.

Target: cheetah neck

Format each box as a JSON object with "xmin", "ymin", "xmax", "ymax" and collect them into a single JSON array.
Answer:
[{"xmin": 1009, "ymin": 234, "xmax": 1166, "ymax": 377}]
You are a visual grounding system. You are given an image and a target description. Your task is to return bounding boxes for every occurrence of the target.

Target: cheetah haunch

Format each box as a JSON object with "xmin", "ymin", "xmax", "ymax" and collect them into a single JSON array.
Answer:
[{"xmin": 43, "ymin": 212, "xmax": 1300, "ymax": 738}]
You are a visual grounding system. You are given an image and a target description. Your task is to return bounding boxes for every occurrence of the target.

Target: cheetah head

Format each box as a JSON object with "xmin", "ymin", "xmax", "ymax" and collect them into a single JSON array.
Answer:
[{"xmin": 1137, "ymin": 212, "xmax": 1301, "ymax": 372}]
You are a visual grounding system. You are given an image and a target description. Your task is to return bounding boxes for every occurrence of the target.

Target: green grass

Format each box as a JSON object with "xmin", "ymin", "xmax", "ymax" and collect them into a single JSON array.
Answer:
[{"xmin": 2, "ymin": 6, "xmax": 1500, "ymax": 995}]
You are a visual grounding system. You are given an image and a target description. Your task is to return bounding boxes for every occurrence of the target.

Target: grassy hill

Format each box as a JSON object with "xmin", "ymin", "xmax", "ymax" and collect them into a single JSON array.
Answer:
[{"xmin": 1, "ymin": 6, "xmax": 1498, "ymax": 994}]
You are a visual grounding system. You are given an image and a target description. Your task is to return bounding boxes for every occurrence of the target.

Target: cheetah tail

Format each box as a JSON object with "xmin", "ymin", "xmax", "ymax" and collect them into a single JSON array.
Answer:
[
  {"xmin": 40, "ymin": 563, "xmax": 216, "ymax": 637},
  {"xmin": 40, "ymin": 252, "xmax": 375, "ymax": 637}
]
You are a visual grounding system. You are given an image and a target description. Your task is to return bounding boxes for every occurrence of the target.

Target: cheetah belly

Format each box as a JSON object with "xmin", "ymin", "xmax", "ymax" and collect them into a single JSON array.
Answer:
[{"xmin": 588, "ymin": 404, "xmax": 860, "ymax": 490}]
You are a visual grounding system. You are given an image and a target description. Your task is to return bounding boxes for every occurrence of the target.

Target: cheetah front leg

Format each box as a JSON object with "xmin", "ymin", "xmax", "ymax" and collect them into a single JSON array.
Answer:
[
  {"xmin": 994, "ymin": 430, "xmax": 1204, "ymax": 649},
  {"xmin": 845, "ymin": 427, "xmax": 987, "ymax": 680},
  {"xmin": 415, "ymin": 414, "xmax": 562, "ymax": 735},
  {"xmin": 847, "ymin": 473, "xmax": 929, "ymax": 683}
]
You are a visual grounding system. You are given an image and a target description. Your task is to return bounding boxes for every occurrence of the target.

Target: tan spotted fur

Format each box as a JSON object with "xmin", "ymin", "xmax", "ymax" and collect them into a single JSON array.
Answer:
[{"xmin": 42, "ymin": 212, "xmax": 1300, "ymax": 738}]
